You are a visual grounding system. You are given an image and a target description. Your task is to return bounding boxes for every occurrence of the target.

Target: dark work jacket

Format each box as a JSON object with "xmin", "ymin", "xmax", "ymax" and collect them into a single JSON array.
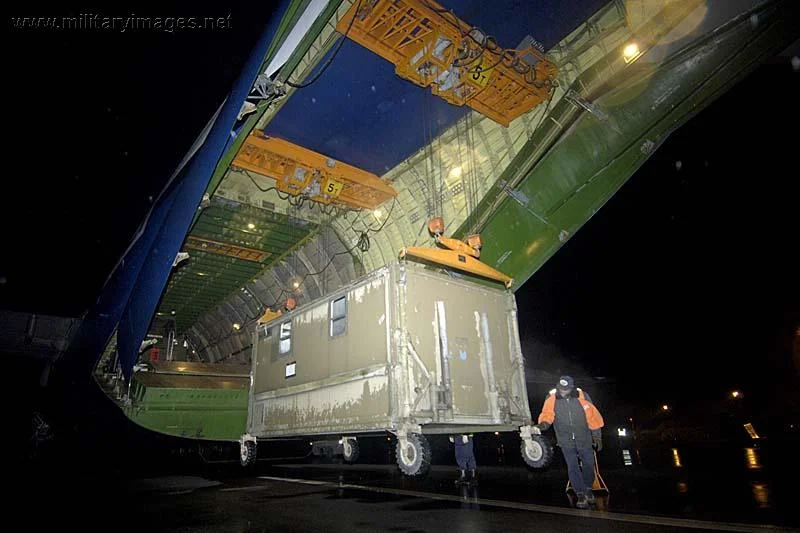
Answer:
[{"xmin": 552, "ymin": 389, "xmax": 595, "ymax": 449}]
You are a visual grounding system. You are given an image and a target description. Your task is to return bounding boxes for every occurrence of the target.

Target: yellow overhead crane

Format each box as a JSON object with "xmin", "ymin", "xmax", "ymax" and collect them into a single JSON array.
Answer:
[
  {"xmin": 337, "ymin": 0, "xmax": 558, "ymax": 126},
  {"xmin": 401, "ymin": 217, "xmax": 513, "ymax": 288},
  {"xmin": 232, "ymin": 131, "xmax": 397, "ymax": 211}
]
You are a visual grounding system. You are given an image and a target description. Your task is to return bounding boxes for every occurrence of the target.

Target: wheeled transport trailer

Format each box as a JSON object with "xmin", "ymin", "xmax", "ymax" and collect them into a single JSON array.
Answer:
[{"xmin": 240, "ymin": 261, "xmax": 549, "ymax": 474}]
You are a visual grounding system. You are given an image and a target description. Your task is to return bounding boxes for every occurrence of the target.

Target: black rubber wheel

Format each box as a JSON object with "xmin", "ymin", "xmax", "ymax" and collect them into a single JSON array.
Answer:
[
  {"xmin": 521, "ymin": 434, "xmax": 553, "ymax": 470},
  {"xmin": 396, "ymin": 434, "xmax": 431, "ymax": 476},
  {"xmin": 240, "ymin": 440, "xmax": 257, "ymax": 467},
  {"xmin": 342, "ymin": 438, "xmax": 360, "ymax": 463}
]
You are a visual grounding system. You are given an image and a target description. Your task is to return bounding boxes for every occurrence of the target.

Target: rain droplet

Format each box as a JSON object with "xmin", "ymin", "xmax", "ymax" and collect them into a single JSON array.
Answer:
[
  {"xmin": 750, "ymin": 14, "xmax": 759, "ymax": 26},
  {"xmin": 791, "ymin": 56, "xmax": 800, "ymax": 72},
  {"xmin": 675, "ymin": 160, "xmax": 682, "ymax": 171},
  {"xmin": 311, "ymin": 97, "xmax": 316, "ymax": 104},
  {"xmin": 371, "ymin": 85, "xmax": 376, "ymax": 92}
]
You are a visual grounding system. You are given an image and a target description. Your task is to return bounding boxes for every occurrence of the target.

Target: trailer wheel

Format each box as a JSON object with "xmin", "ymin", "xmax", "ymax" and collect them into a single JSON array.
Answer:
[
  {"xmin": 396, "ymin": 434, "xmax": 431, "ymax": 476},
  {"xmin": 342, "ymin": 438, "xmax": 360, "ymax": 463},
  {"xmin": 240, "ymin": 440, "xmax": 257, "ymax": 467},
  {"xmin": 521, "ymin": 434, "xmax": 552, "ymax": 470}
]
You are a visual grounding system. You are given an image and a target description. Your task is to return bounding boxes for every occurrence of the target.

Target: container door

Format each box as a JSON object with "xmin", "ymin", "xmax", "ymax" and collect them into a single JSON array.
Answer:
[{"xmin": 434, "ymin": 300, "xmax": 493, "ymax": 420}]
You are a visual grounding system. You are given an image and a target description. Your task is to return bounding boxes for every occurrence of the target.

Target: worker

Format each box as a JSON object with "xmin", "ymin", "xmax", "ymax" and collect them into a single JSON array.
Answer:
[
  {"xmin": 449, "ymin": 433, "xmax": 477, "ymax": 486},
  {"xmin": 534, "ymin": 375, "xmax": 604, "ymax": 509}
]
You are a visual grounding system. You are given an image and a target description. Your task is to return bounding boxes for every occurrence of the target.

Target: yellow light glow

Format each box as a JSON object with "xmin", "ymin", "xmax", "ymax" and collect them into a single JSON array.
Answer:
[
  {"xmin": 232, "ymin": 323, "xmax": 241, "ymax": 330},
  {"xmin": 449, "ymin": 166, "xmax": 463, "ymax": 179},
  {"xmin": 247, "ymin": 223, "xmax": 255, "ymax": 230},
  {"xmin": 373, "ymin": 209, "xmax": 383, "ymax": 219},
  {"xmin": 623, "ymin": 42, "xmax": 640, "ymax": 62},
  {"xmin": 672, "ymin": 448, "xmax": 682, "ymax": 468},
  {"xmin": 662, "ymin": 404, "xmax": 670, "ymax": 411},
  {"xmin": 292, "ymin": 281, "xmax": 300, "ymax": 289},
  {"xmin": 745, "ymin": 447, "xmax": 761, "ymax": 469},
  {"xmin": 731, "ymin": 390, "xmax": 741, "ymax": 398},
  {"xmin": 197, "ymin": 272, "xmax": 206, "ymax": 276},
  {"xmin": 176, "ymin": 366, "xmax": 187, "ymax": 372},
  {"xmin": 743, "ymin": 422, "xmax": 760, "ymax": 440}
]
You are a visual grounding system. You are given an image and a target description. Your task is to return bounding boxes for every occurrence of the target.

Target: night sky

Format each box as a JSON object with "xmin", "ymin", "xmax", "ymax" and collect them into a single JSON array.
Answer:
[{"xmin": 3, "ymin": 4, "xmax": 798, "ymax": 415}]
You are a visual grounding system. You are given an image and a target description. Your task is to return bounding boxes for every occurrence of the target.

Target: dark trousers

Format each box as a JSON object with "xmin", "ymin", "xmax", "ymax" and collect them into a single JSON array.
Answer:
[
  {"xmin": 561, "ymin": 445, "xmax": 595, "ymax": 495},
  {"xmin": 454, "ymin": 436, "xmax": 476, "ymax": 470}
]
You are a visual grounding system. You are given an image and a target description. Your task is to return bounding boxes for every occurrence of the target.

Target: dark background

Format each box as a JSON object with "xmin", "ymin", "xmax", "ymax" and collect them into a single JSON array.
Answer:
[{"xmin": 2, "ymin": 4, "xmax": 798, "ymax": 435}]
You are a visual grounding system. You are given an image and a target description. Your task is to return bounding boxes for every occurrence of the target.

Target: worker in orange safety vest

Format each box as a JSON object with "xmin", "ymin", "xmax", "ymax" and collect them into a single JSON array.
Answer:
[{"xmin": 534, "ymin": 375, "xmax": 604, "ymax": 509}]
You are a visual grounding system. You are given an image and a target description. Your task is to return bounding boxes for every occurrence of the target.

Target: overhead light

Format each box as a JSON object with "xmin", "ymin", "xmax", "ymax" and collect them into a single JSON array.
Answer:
[
  {"xmin": 292, "ymin": 281, "xmax": 300, "ymax": 289},
  {"xmin": 623, "ymin": 42, "xmax": 641, "ymax": 63},
  {"xmin": 233, "ymin": 323, "xmax": 241, "ymax": 330},
  {"xmin": 662, "ymin": 404, "xmax": 670, "ymax": 411},
  {"xmin": 449, "ymin": 166, "xmax": 462, "ymax": 179},
  {"xmin": 170, "ymin": 310, "xmax": 176, "ymax": 315},
  {"xmin": 731, "ymin": 390, "xmax": 741, "ymax": 399},
  {"xmin": 618, "ymin": 428, "xmax": 627, "ymax": 437},
  {"xmin": 247, "ymin": 223, "xmax": 256, "ymax": 230}
]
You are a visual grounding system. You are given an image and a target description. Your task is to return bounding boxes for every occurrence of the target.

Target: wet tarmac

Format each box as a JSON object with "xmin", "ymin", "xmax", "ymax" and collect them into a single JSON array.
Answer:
[{"xmin": 15, "ymin": 444, "xmax": 797, "ymax": 533}]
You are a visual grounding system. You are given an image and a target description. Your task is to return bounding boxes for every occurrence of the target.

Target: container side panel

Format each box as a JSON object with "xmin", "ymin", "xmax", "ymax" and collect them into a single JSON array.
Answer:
[{"xmin": 256, "ymin": 374, "xmax": 389, "ymax": 436}]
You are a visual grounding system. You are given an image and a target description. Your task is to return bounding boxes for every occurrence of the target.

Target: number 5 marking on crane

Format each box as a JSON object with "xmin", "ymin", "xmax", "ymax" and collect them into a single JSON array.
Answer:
[
  {"xmin": 468, "ymin": 58, "xmax": 492, "ymax": 88},
  {"xmin": 324, "ymin": 178, "xmax": 344, "ymax": 198}
]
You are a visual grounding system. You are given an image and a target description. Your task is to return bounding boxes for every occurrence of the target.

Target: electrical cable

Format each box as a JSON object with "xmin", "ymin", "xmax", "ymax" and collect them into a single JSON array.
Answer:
[{"xmin": 285, "ymin": 0, "xmax": 363, "ymax": 89}]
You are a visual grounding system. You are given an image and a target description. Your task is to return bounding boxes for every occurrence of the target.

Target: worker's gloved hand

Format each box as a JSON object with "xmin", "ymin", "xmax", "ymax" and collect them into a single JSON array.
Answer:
[
  {"xmin": 533, "ymin": 422, "xmax": 551, "ymax": 433},
  {"xmin": 592, "ymin": 432, "xmax": 603, "ymax": 452}
]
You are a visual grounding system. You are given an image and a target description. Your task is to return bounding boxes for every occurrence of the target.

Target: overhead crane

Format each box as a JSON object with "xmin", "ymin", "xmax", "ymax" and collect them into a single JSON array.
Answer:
[
  {"xmin": 336, "ymin": 0, "xmax": 558, "ymax": 126},
  {"xmin": 232, "ymin": 131, "xmax": 397, "ymax": 210}
]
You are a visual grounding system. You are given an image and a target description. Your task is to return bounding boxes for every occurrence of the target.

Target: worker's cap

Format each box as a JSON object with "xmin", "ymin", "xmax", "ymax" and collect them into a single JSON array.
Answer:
[{"xmin": 556, "ymin": 376, "xmax": 574, "ymax": 391}]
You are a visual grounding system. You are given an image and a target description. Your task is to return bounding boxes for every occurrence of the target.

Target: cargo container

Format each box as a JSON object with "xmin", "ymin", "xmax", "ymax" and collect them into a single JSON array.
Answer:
[{"xmin": 240, "ymin": 261, "xmax": 550, "ymax": 475}]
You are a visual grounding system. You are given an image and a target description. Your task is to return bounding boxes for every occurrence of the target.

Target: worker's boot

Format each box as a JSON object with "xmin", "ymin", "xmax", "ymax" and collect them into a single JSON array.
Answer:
[
  {"xmin": 575, "ymin": 493, "xmax": 589, "ymax": 509},
  {"xmin": 585, "ymin": 490, "xmax": 596, "ymax": 504},
  {"xmin": 455, "ymin": 470, "xmax": 467, "ymax": 485},
  {"xmin": 468, "ymin": 469, "xmax": 478, "ymax": 486}
]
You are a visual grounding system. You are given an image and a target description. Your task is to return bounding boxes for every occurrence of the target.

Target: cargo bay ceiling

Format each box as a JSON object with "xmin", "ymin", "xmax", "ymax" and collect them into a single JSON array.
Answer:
[{"xmin": 155, "ymin": 0, "xmax": 796, "ymax": 363}]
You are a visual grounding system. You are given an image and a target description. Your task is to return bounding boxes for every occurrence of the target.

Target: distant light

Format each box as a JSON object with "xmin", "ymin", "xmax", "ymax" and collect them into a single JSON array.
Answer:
[
  {"xmin": 292, "ymin": 281, "xmax": 300, "ymax": 289},
  {"xmin": 449, "ymin": 166, "xmax": 463, "ymax": 179},
  {"xmin": 247, "ymin": 223, "xmax": 255, "ymax": 230},
  {"xmin": 623, "ymin": 42, "xmax": 641, "ymax": 63},
  {"xmin": 171, "ymin": 310, "xmax": 176, "ymax": 315},
  {"xmin": 197, "ymin": 272, "xmax": 206, "ymax": 276},
  {"xmin": 233, "ymin": 323, "xmax": 241, "ymax": 330},
  {"xmin": 494, "ymin": 431, "xmax": 499, "ymax": 435},
  {"xmin": 622, "ymin": 449, "xmax": 633, "ymax": 466},
  {"xmin": 745, "ymin": 447, "xmax": 761, "ymax": 469},
  {"xmin": 177, "ymin": 366, "xmax": 187, "ymax": 372},
  {"xmin": 629, "ymin": 417, "xmax": 634, "ymax": 422},
  {"xmin": 731, "ymin": 390, "xmax": 741, "ymax": 399},
  {"xmin": 662, "ymin": 404, "xmax": 670, "ymax": 411},
  {"xmin": 373, "ymin": 209, "xmax": 383, "ymax": 219},
  {"xmin": 618, "ymin": 428, "xmax": 627, "ymax": 437},
  {"xmin": 743, "ymin": 422, "xmax": 760, "ymax": 440},
  {"xmin": 671, "ymin": 448, "xmax": 682, "ymax": 468}
]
